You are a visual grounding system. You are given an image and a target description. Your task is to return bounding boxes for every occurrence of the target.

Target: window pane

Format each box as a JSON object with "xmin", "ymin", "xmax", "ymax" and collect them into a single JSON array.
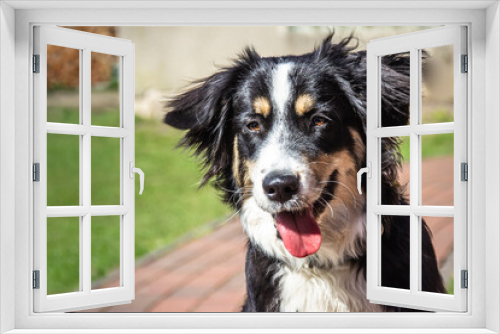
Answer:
[
  {"xmin": 47, "ymin": 217, "xmax": 80, "ymax": 295},
  {"xmin": 91, "ymin": 52, "xmax": 120, "ymax": 127},
  {"xmin": 381, "ymin": 215, "xmax": 410, "ymax": 290},
  {"xmin": 421, "ymin": 45, "xmax": 454, "ymax": 124},
  {"xmin": 92, "ymin": 216, "xmax": 121, "ymax": 289},
  {"xmin": 421, "ymin": 216, "xmax": 454, "ymax": 295},
  {"xmin": 380, "ymin": 52, "xmax": 410, "ymax": 127},
  {"xmin": 47, "ymin": 45, "xmax": 80, "ymax": 124},
  {"xmin": 381, "ymin": 136, "xmax": 410, "ymax": 205},
  {"xmin": 421, "ymin": 133, "xmax": 454, "ymax": 206},
  {"xmin": 91, "ymin": 137, "xmax": 121, "ymax": 205},
  {"xmin": 47, "ymin": 134, "xmax": 80, "ymax": 206}
]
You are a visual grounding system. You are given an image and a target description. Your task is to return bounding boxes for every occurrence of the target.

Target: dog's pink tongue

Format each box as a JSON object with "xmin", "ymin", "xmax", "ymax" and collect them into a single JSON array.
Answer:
[{"xmin": 275, "ymin": 208, "xmax": 321, "ymax": 258}]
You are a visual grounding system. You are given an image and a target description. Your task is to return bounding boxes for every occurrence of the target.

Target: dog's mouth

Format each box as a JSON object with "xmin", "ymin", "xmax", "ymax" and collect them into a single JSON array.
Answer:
[{"xmin": 274, "ymin": 206, "xmax": 322, "ymax": 258}]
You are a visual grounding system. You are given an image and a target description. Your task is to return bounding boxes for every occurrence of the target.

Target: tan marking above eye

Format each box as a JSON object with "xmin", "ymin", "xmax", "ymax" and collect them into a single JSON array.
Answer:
[
  {"xmin": 295, "ymin": 94, "xmax": 315, "ymax": 116},
  {"xmin": 253, "ymin": 97, "xmax": 271, "ymax": 117}
]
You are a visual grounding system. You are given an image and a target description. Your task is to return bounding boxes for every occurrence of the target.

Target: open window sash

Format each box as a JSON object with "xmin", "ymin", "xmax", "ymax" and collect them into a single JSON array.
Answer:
[
  {"xmin": 33, "ymin": 26, "xmax": 136, "ymax": 312},
  {"xmin": 365, "ymin": 26, "xmax": 467, "ymax": 312}
]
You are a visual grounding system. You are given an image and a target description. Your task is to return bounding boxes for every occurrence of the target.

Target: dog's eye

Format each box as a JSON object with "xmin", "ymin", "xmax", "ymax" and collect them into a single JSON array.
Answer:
[
  {"xmin": 311, "ymin": 116, "xmax": 327, "ymax": 127},
  {"xmin": 247, "ymin": 121, "xmax": 261, "ymax": 132}
]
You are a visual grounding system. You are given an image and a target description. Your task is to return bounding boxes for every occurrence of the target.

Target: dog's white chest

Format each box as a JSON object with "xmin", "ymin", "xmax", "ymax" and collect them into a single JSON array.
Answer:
[{"xmin": 277, "ymin": 265, "xmax": 382, "ymax": 312}]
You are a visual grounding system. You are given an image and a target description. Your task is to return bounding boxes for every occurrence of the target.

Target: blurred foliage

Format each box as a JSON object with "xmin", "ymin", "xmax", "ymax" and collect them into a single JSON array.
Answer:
[
  {"xmin": 46, "ymin": 108, "xmax": 231, "ymax": 294},
  {"xmin": 47, "ymin": 27, "xmax": 118, "ymax": 91}
]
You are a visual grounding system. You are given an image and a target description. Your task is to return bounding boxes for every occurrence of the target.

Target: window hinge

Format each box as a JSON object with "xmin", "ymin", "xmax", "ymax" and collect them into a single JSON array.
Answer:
[
  {"xmin": 33, "ymin": 163, "xmax": 40, "ymax": 182},
  {"xmin": 33, "ymin": 270, "xmax": 40, "ymax": 289},
  {"xmin": 33, "ymin": 54, "xmax": 40, "ymax": 73},
  {"xmin": 461, "ymin": 54, "xmax": 468, "ymax": 73},
  {"xmin": 461, "ymin": 162, "xmax": 468, "ymax": 181},
  {"xmin": 461, "ymin": 270, "xmax": 468, "ymax": 289}
]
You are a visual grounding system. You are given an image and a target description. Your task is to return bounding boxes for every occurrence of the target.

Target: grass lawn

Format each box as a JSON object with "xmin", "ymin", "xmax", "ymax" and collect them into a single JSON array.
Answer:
[
  {"xmin": 447, "ymin": 278, "xmax": 454, "ymax": 295},
  {"xmin": 398, "ymin": 132, "xmax": 454, "ymax": 162},
  {"xmin": 398, "ymin": 110, "xmax": 454, "ymax": 161},
  {"xmin": 47, "ymin": 107, "xmax": 231, "ymax": 295}
]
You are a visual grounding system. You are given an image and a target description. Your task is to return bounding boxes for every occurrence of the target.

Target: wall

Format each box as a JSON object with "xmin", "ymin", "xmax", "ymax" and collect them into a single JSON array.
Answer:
[
  {"xmin": 119, "ymin": 26, "xmax": 434, "ymax": 95},
  {"xmin": 117, "ymin": 26, "xmax": 443, "ymax": 119},
  {"xmin": 0, "ymin": 2, "xmax": 16, "ymax": 333},
  {"xmin": 485, "ymin": 2, "xmax": 500, "ymax": 332}
]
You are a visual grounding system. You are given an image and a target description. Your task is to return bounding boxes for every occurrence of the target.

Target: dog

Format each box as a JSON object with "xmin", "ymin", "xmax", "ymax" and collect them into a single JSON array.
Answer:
[{"xmin": 164, "ymin": 34, "xmax": 445, "ymax": 312}]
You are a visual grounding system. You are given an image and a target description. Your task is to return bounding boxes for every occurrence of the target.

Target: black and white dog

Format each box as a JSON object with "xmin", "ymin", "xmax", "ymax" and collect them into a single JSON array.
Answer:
[{"xmin": 164, "ymin": 35, "xmax": 445, "ymax": 312}]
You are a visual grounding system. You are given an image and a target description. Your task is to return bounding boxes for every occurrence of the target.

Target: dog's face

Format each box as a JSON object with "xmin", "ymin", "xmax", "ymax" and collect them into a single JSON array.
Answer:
[
  {"xmin": 165, "ymin": 36, "xmax": 409, "ymax": 265},
  {"xmin": 230, "ymin": 59, "xmax": 369, "ymax": 259}
]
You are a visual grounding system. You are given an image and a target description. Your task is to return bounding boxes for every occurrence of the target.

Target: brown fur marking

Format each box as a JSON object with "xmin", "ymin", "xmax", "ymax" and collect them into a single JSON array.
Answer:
[
  {"xmin": 233, "ymin": 136, "xmax": 242, "ymax": 187},
  {"xmin": 253, "ymin": 97, "xmax": 271, "ymax": 117},
  {"xmin": 243, "ymin": 161, "xmax": 254, "ymax": 189},
  {"xmin": 309, "ymin": 149, "xmax": 363, "ymax": 219},
  {"xmin": 295, "ymin": 94, "xmax": 315, "ymax": 116},
  {"xmin": 349, "ymin": 127, "xmax": 366, "ymax": 165},
  {"xmin": 328, "ymin": 150, "xmax": 360, "ymax": 211},
  {"xmin": 240, "ymin": 160, "xmax": 255, "ymax": 201}
]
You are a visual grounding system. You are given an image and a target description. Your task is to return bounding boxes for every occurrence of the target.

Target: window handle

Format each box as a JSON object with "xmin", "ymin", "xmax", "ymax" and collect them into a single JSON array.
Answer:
[
  {"xmin": 129, "ymin": 162, "xmax": 144, "ymax": 195},
  {"xmin": 357, "ymin": 162, "xmax": 371, "ymax": 195}
]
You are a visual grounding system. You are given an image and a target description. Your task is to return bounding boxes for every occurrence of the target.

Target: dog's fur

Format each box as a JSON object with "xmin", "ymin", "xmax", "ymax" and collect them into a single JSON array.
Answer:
[{"xmin": 164, "ymin": 34, "xmax": 445, "ymax": 312}]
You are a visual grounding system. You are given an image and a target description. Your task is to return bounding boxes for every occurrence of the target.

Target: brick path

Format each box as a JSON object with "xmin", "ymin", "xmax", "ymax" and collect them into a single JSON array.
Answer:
[{"xmin": 83, "ymin": 156, "xmax": 454, "ymax": 313}]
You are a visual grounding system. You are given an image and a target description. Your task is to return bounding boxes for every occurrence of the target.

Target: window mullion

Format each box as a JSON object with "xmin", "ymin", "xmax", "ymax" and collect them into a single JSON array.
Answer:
[
  {"xmin": 81, "ymin": 47, "xmax": 92, "ymax": 294},
  {"xmin": 409, "ymin": 47, "xmax": 420, "ymax": 294},
  {"xmin": 416, "ymin": 48, "xmax": 424, "ymax": 293}
]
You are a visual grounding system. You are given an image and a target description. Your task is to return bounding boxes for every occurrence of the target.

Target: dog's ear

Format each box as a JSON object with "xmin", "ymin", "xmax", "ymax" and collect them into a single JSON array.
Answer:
[
  {"xmin": 164, "ymin": 47, "xmax": 260, "ymax": 189},
  {"xmin": 312, "ymin": 34, "xmax": 367, "ymax": 127},
  {"xmin": 315, "ymin": 35, "xmax": 411, "ymax": 206},
  {"xmin": 164, "ymin": 69, "xmax": 236, "ymax": 130},
  {"xmin": 345, "ymin": 50, "xmax": 410, "ymax": 128},
  {"xmin": 314, "ymin": 34, "xmax": 411, "ymax": 129},
  {"xmin": 164, "ymin": 68, "xmax": 238, "ymax": 187},
  {"xmin": 345, "ymin": 50, "xmax": 411, "ymax": 206},
  {"xmin": 379, "ymin": 53, "xmax": 410, "ymax": 127}
]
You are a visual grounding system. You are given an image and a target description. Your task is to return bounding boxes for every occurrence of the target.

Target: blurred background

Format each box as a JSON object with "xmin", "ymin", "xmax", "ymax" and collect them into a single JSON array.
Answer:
[{"xmin": 45, "ymin": 26, "xmax": 455, "ymax": 312}]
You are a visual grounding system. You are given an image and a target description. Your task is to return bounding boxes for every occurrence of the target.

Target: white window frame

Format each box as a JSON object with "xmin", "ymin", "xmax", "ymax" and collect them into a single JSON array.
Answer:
[
  {"xmin": 365, "ymin": 26, "xmax": 467, "ymax": 312},
  {"xmin": 33, "ymin": 26, "xmax": 136, "ymax": 313},
  {"xmin": 0, "ymin": 1, "xmax": 499, "ymax": 333}
]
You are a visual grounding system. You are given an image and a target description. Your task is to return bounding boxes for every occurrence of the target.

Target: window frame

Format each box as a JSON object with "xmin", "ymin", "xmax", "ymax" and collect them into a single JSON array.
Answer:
[
  {"xmin": 0, "ymin": 1, "xmax": 498, "ymax": 333},
  {"xmin": 365, "ymin": 26, "xmax": 468, "ymax": 312},
  {"xmin": 33, "ymin": 25, "xmax": 136, "ymax": 312}
]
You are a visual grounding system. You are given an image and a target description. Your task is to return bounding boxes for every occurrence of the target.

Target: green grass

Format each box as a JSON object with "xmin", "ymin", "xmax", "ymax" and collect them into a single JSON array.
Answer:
[
  {"xmin": 447, "ymin": 278, "xmax": 454, "ymax": 295},
  {"xmin": 398, "ymin": 133, "xmax": 454, "ymax": 162},
  {"xmin": 398, "ymin": 110, "xmax": 454, "ymax": 162},
  {"xmin": 46, "ymin": 107, "xmax": 231, "ymax": 294},
  {"xmin": 47, "ymin": 217, "xmax": 80, "ymax": 295}
]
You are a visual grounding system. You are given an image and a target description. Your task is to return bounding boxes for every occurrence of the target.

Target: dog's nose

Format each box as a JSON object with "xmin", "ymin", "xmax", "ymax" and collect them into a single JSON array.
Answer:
[{"xmin": 262, "ymin": 171, "xmax": 299, "ymax": 203}]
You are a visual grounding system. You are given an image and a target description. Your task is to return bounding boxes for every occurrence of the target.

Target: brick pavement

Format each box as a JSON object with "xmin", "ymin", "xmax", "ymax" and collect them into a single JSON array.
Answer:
[{"xmin": 82, "ymin": 156, "xmax": 454, "ymax": 313}]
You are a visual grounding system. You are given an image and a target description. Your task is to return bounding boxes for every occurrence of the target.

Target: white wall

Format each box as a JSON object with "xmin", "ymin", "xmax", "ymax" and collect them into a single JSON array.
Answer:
[
  {"xmin": 485, "ymin": 2, "xmax": 500, "ymax": 333},
  {"xmin": 119, "ymin": 26, "xmax": 433, "ymax": 95},
  {"xmin": 117, "ymin": 26, "xmax": 436, "ymax": 119},
  {"xmin": 0, "ymin": 2, "xmax": 16, "ymax": 333}
]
